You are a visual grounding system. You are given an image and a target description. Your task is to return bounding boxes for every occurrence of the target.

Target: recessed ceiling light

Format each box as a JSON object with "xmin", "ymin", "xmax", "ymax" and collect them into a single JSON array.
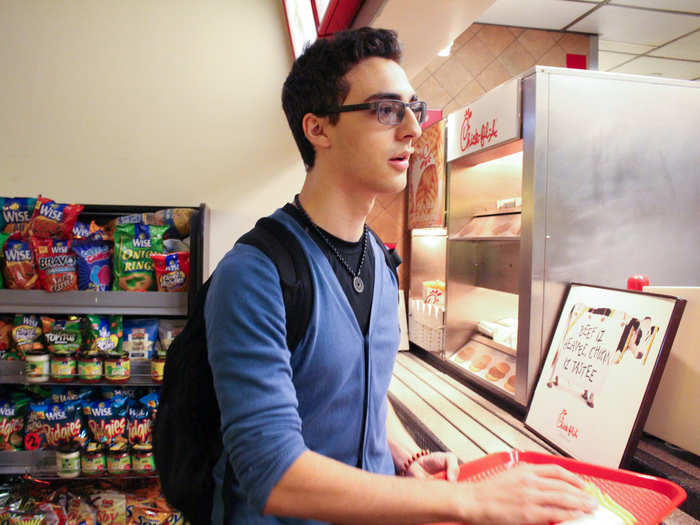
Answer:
[{"xmin": 438, "ymin": 41, "xmax": 454, "ymax": 57}]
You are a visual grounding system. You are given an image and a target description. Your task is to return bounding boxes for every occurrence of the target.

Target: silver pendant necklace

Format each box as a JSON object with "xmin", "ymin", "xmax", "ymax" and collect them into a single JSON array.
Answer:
[{"xmin": 294, "ymin": 195, "xmax": 367, "ymax": 294}]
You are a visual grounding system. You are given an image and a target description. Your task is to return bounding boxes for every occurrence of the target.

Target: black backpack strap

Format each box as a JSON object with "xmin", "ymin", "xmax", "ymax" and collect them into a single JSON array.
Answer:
[
  {"xmin": 367, "ymin": 227, "xmax": 401, "ymax": 282},
  {"xmin": 237, "ymin": 216, "xmax": 313, "ymax": 352}
]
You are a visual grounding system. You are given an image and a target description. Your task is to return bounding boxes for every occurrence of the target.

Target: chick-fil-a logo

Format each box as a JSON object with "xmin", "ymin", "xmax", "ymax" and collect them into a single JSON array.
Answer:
[
  {"xmin": 417, "ymin": 142, "xmax": 434, "ymax": 171},
  {"xmin": 459, "ymin": 108, "xmax": 498, "ymax": 152},
  {"xmin": 556, "ymin": 409, "xmax": 579, "ymax": 439}
]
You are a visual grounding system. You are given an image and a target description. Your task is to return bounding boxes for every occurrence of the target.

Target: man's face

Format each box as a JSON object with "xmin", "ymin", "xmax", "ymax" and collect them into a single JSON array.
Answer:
[{"xmin": 324, "ymin": 57, "xmax": 422, "ymax": 196}]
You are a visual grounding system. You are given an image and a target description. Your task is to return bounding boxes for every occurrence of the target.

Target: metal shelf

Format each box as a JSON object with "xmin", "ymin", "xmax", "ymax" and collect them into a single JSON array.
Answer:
[
  {"xmin": 449, "ymin": 235, "xmax": 520, "ymax": 241},
  {"xmin": 0, "ymin": 359, "xmax": 159, "ymax": 386},
  {"xmin": 0, "ymin": 450, "xmax": 56, "ymax": 476},
  {"xmin": 0, "ymin": 290, "xmax": 188, "ymax": 316}
]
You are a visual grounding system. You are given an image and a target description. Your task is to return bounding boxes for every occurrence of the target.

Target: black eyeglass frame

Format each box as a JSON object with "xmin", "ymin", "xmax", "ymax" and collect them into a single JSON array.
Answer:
[{"xmin": 321, "ymin": 100, "xmax": 428, "ymax": 125}]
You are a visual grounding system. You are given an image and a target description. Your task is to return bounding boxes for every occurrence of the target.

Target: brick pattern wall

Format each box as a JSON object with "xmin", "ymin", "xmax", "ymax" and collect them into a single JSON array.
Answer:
[{"xmin": 367, "ymin": 24, "xmax": 592, "ymax": 293}]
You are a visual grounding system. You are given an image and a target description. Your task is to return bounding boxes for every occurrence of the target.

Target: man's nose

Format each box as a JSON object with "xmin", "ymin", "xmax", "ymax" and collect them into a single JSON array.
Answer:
[{"xmin": 399, "ymin": 107, "xmax": 422, "ymax": 140}]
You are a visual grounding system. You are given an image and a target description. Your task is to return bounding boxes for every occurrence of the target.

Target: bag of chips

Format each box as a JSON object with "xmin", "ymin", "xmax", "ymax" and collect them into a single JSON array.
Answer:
[
  {"xmin": 27, "ymin": 197, "xmax": 84, "ymax": 239},
  {"xmin": 3, "ymin": 236, "xmax": 38, "ymax": 290},
  {"xmin": 32, "ymin": 238, "xmax": 78, "ymax": 292},
  {"xmin": 12, "ymin": 315, "xmax": 43, "ymax": 356},
  {"xmin": 0, "ymin": 232, "xmax": 11, "ymax": 289},
  {"xmin": 31, "ymin": 399, "xmax": 87, "ymax": 449},
  {"xmin": 0, "ymin": 317, "xmax": 12, "ymax": 355},
  {"xmin": 122, "ymin": 318, "xmax": 159, "ymax": 360},
  {"xmin": 41, "ymin": 317, "xmax": 82, "ymax": 355},
  {"xmin": 72, "ymin": 239, "xmax": 112, "ymax": 291},
  {"xmin": 151, "ymin": 252, "xmax": 189, "ymax": 292},
  {"xmin": 0, "ymin": 397, "xmax": 26, "ymax": 450},
  {"xmin": 113, "ymin": 224, "xmax": 167, "ymax": 292},
  {"xmin": 86, "ymin": 316, "xmax": 123, "ymax": 355},
  {"xmin": 157, "ymin": 319, "xmax": 185, "ymax": 353},
  {"xmin": 1, "ymin": 198, "xmax": 36, "ymax": 236},
  {"xmin": 127, "ymin": 396, "xmax": 154, "ymax": 446},
  {"xmin": 83, "ymin": 396, "xmax": 128, "ymax": 447}
]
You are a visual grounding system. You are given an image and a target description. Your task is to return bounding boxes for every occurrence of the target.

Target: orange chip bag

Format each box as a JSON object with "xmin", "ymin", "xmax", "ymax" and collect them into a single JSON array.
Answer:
[{"xmin": 32, "ymin": 237, "xmax": 78, "ymax": 292}]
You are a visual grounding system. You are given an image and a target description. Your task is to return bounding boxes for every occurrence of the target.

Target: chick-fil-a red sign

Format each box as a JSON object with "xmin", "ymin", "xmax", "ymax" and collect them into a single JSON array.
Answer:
[
  {"xmin": 460, "ymin": 108, "xmax": 499, "ymax": 151},
  {"xmin": 447, "ymin": 78, "xmax": 520, "ymax": 162}
]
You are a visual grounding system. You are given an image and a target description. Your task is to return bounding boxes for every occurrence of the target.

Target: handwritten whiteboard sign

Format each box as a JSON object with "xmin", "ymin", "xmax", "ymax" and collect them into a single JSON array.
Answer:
[{"xmin": 526, "ymin": 283, "xmax": 686, "ymax": 468}]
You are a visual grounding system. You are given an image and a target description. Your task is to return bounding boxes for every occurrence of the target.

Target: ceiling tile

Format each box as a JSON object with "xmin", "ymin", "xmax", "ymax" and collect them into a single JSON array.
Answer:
[
  {"xmin": 598, "ymin": 51, "xmax": 636, "ymax": 71},
  {"xmin": 499, "ymin": 40, "xmax": 537, "ymax": 76},
  {"xmin": 568, "ymin": 5, "xmax": 699, "ymax": 46},
  {"xmin": 538, "ymin": 44, "xmax": 568, "ymax": 68},
  {"xmin": 612, "ymin": 55, "xmax": 700, "ymax": 79},
  {"xmin": 477, "ymin": 0, "xmax": 594, "ymax": 30},
  {"xmin": 610, "ymin": 0, "xmax": 700, "ymax": 14},
  {"xmin": 649, "ymin": 30, "xmax": 700, "ymax": 60},
  {"xmin": 599, "ymin": 40, "xmax": 655, "ymax": 54},
  {"xmin": 433, "ymin": 59, "xmax": 474, "ymax": 99}
]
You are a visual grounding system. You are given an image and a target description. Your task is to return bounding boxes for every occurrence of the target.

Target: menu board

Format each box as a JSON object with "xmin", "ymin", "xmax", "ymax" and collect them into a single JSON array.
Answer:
[
  {"xmin": 526, "ymin": 283, "xmax": 686, "ymax": 468},
  {"xmin": 408, "ymin": 120, "xmax": 446, "ymax": 229}
]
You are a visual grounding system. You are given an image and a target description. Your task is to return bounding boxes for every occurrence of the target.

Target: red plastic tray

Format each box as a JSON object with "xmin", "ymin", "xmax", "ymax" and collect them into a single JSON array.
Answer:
[{"xmin": 428, "ymin": 450, "xmax": 686, "ymax": 525}]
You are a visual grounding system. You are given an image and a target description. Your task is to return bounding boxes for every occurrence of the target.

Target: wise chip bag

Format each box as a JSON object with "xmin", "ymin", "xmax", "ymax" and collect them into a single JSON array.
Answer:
[
  {"xmin": 113, "ymin": 224, "xmax": 167, "ymax": 292},
  {"xmin": 127, "ymin": 397, "xmax": 154, "ymax": 446},
  {"xmin": 12, "ymin": 315, "xmax": 43, "ymax": 355},
  {"xmin": 29, "ymin": 399, "xmax": 87, "ymax": 449},
  {"xmin": 3, "ymin": 237, "xmax": 38, "ymax": 290},
  {"xmin": 27, "ymin": 197, "xmax": 84, "ymax": 239},
  {"xmin": 1, "ymin": 198, "xmax": 36, "ymax": 236},
  {"xmin": 151, "ymin": 252, "xmax": 189, "ymax": 292},
  {"xmin": 73, "ymin": 240, "xmax": 112, "ymax": 291},
  {"xmin": 83, "ymin": 396, "xmax": 128, "ymax": 446},
  {"xmin": 0, "ymin": 397, "xmax": 27, "ymax": 451},
  {"xmin": 32, "ymin": 238, "xmax": 78, "ymax": 292},
  {"xmin": 122, "ymin": 318, "xmax": 159, "ymax": 360}
]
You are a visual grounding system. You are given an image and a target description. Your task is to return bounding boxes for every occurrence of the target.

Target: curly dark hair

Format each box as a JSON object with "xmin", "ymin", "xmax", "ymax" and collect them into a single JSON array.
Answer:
[{"xmin": 281, "ymin": 27, "xmax": 402, "ymax": 169}]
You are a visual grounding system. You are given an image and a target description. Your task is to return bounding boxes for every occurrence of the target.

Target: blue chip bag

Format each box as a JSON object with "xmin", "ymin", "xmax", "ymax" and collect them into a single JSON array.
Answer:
[
  {"xmin": 123, "ymin": 318, "xmax": 159, "ymax": 360},
  {"xmin": 73, "ymin": 240, "xmax": 112, "ymax": 291},
  {"xmin": 1, "ymin": 198, "xmax": 36, "ymax": 236},
  {"xmin": 127, "ymin": 397, "xmax": 153, "ymax": 445},
  {"xmin": 72, "ymin": 221, "xmax": 91, "ymax": 239}
]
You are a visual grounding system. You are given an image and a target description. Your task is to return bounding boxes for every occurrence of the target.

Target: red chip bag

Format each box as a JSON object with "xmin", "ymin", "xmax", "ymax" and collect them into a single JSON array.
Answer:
[
  {"xmin": 31, "ymin": 237, "xmax": 78, "ymax": 292},
  {"xmin": 151, "ymin": 252, "xmax": 189, "ymax": 292},
  {"xmin": 27, "ymin": 197, "xmax": 84, "ymax": 239},
  {"xmin": 3, "ymin": 235, "xmax": 38, "ymax": 289}
]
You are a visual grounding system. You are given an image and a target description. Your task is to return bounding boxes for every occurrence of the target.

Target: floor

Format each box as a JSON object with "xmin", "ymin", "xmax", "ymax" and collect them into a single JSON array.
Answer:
[{"xmin": 388, "ymin": 351, "xmax": 698, "ymax": 524}]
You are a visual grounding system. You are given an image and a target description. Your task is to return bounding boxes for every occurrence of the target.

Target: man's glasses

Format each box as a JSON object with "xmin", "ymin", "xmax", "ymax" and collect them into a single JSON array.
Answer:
[{"xmin": 322, "ymin": 100, "xmax": 427, "ymax": 126}]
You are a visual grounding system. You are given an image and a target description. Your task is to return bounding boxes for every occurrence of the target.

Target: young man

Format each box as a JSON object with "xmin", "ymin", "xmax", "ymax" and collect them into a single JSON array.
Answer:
[{"xmin": 205, "ymin": 28, "xmax": 597, "ymax": 524}]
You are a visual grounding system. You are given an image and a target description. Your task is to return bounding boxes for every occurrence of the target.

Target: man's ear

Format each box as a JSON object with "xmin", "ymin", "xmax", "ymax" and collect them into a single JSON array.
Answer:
[{"xmin": 302, "ymin": 113, "xmax": 331, "ymax": 150}]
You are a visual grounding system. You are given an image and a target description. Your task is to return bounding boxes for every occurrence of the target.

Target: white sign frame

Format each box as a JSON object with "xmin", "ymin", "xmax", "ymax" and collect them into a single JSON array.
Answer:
[
  {"xmin": 525, "ymin": 283, "xmax": 686, "ymax": 468},
  {"xmin": 446, "ymin": 78, "xmax": 521, "ymax": 162}
]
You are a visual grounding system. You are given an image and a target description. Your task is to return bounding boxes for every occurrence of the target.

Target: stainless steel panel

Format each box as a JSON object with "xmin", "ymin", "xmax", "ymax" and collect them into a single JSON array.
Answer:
[
  {"xmin": 533, "ymin": 67, "xmax": 700, "ymax": 402},
  {"xmin": 409, "ymin": 234, "xmax": 447, "ymax": 301}
]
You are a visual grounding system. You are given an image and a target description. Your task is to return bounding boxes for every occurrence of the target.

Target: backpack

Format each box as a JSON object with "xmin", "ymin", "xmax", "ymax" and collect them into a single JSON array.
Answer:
[{"xmin": 153, "ymin": 214, "xmax": 400, "ymax": 525}]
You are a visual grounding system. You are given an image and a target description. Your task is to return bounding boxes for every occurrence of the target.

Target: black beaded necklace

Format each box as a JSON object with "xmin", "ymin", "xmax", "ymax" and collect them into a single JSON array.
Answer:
[{"xmin": 294, "ymin": 194, "xmax": 368, "ymax": 294}]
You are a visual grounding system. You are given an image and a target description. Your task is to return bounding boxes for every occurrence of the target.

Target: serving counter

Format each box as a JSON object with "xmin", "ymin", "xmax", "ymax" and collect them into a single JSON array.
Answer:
[{"xmin": 389, "ymin": 351, "xmax": 699, "ymax": 524}]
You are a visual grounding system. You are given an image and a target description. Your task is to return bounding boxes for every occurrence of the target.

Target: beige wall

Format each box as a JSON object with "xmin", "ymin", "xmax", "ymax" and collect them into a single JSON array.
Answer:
[{"xmin": 0, "ymin": 1, "xmax": 306, "ymax": 274}]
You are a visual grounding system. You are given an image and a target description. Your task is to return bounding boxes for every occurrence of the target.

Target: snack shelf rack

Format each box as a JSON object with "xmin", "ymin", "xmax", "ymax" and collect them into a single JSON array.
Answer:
[
  {"xmin": 0, "ymin": 202, "xmax": 208, "ymax": 481},
  {"xmin": 0, "ymin": 290, "xmax": 188, "ymax": 316},
  {"xmin": 0, "ymin": 359, "xmax": 159, "ymax": 386}
]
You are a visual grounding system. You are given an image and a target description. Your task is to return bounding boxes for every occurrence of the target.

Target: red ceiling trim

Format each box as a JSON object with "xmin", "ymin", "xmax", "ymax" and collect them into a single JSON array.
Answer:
[{"xmin": 318, "ymin": 0, "xmax": 364, "ymax": 37}]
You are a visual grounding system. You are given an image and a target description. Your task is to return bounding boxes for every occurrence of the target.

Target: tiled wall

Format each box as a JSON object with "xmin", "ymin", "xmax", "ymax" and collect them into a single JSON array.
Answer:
[
  {"xmin": 367, "ymin": 23, "xmax": 593, "ymax": 293},
  {"xmin": 413, "ymin": 23, "xmax": 592, "ymax": 114}
]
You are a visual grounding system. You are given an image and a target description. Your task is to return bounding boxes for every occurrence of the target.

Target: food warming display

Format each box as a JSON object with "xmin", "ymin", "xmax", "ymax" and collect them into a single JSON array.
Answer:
[{"xmin": 408, "ymin": 67, "xmax": 700, "ymax": 408}]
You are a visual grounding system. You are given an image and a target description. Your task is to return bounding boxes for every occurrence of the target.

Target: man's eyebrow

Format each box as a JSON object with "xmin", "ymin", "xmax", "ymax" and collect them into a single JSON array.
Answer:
[{"xmin": 363, "ymin": 92, "xmax": 419, "ymax": 102}]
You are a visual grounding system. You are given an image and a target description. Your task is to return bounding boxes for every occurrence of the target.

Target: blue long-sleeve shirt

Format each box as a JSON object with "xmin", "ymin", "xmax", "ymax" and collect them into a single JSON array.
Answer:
[{"xmin": 205, "ymin": 209, "xmax": 400, "ymax": 524}]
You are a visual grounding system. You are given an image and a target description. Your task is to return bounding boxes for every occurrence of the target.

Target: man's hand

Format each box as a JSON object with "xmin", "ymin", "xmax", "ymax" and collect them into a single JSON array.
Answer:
[
  {"xmin": 459, "ymin": 463, "xmax": 598, "ymax": 525},
  {"xmin": 405, "ymin": 451, "xmax": 460, "ymax": 481}
]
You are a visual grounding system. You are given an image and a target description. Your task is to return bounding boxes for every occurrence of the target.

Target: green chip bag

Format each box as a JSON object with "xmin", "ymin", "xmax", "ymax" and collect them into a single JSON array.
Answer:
[
  {"xmin": 0, "ymin": 231, "xmax": 11, "ymax": 288},
  {"xmin": 113, "ymin": 223, "xmax": 167, "ymax": 291},
  {"xmin": 41, "ymin": 316, "xmax": 82, "ymax": 355},
  {"xmin": 87, "ymin": 315, "xmax": 123, "ymax": 355}
]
